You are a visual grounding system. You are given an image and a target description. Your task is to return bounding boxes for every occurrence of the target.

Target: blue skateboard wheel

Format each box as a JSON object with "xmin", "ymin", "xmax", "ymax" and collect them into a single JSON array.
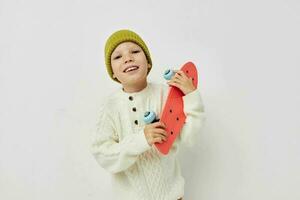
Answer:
[
  {"xmin": 144, "ymin": 111, "xmax": 156, "ymax": 124},
  {"xmin": 163, "ymin": 69, "xmax": 175, "ymax": 80}
]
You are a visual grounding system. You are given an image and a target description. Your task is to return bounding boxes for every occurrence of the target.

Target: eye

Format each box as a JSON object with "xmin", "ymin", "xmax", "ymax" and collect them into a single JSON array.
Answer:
[
  {"xmin": 113, "ymin": 55, "xmax": 121, "ymax": 60},
  {"xmin": 132, "ymin": 50, "xmax": 140, "ymax": 54}
]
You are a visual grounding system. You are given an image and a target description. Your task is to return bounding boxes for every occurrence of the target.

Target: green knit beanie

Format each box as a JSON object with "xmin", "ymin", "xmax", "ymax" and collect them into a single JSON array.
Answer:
[{"xmin": 104, "ymin": 29, "xmax": 152, "ymax": 83}]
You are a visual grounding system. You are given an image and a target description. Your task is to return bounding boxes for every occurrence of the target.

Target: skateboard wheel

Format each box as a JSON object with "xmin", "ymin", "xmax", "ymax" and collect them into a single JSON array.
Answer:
[
  {"xmin": 163, "ymin": 69, "xmax": 175, "ymax": 80},
  {"xmin": 144, "ymin": 111, "xmax": 156, "ymax": 124}
]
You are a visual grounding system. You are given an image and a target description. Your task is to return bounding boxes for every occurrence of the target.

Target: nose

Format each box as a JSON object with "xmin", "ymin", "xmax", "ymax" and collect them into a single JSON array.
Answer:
[{"xmin": 124, "ymin": 53, "xmax": 134, "ymax": 64}]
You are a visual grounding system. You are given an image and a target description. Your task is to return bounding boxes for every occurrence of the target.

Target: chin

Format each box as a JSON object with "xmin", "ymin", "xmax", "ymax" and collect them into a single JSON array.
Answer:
[{"xmin": 119, "ymin": 72, "xmax": 147, "ymax": 84}]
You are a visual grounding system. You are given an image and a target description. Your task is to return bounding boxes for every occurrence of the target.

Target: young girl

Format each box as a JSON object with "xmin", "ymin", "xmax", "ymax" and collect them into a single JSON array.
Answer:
[{"xmin": 91, "ymin": 29, "xmax": 205, "ymax": 200}]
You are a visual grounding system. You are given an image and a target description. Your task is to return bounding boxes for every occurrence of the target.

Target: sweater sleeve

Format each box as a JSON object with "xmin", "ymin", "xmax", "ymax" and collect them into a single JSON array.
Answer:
[
  {"xmin": 90, "ymin": 104, "xmax": 151, "ymax": 174},
  {"xmin": 177, "ymin": 88, "xmax": 206, "ymax": 147}
]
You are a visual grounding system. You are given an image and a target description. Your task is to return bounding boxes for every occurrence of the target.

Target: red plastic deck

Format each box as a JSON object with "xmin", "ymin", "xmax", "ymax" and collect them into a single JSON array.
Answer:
[{"xmin": 155, "ymin": 61, "xmax": 198, "ymax": 155}]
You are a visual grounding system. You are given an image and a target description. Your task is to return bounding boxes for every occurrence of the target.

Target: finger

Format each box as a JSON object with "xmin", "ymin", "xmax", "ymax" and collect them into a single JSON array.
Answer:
[
  {"xmin": 173, "ymin": 75, "xmax": 184, "ymax": 82},
  {"xmin": 173, "ymin": 74, "xmax": 192, "ymax": 85},
  {"xmin": 174, "ymin": 73, "xmax": 184, "ymax": 80},
  {"xmin": 167, "ymin": 81, "xmax": 180, "ymax": 88},
  {"xmin": 154, "ymin": 129, "xmax": 168, "ymax": 137},
  {"xmin": 175, "ymin": 76, "xmax": 192, "ymax": 85},
  {"xmin": 176, "ymin": 70, "xmax": 189, "ymax": 79},
  {"xmin": 152, "ymin": 133, "xmax": 167, "ymax": 141},
  {"xmin": 152, "ymin": 121, "xmax": 166, "ymax": 129},
  {"xmin": 168, "ymin": 79, "xmax": 181, "ymax": 86},
  {"xmin": 152, "ymin": 137, "xmax": 164, "ymax": 144},
  {"xmin": 168, "ymin": 77, "xmax": 181, "ymax": 83}
]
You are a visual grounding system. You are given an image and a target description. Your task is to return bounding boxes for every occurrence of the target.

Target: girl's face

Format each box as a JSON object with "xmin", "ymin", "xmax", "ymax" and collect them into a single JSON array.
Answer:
[{"xmin": 111, "ymin": 42, "xmax": 150, "ymax": 86}]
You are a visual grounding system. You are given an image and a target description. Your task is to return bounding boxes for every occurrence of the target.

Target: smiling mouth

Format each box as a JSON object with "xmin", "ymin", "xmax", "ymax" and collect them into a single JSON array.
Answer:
[{"xmin": 123, "ymin": 65, "xmax": 139, "ymax": 73}]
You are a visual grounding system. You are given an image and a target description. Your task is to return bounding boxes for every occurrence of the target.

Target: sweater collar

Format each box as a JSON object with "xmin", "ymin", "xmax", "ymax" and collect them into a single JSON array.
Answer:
[{"xmin": 118, "ymin": 82, "xmax": 152, "ymax": 99}]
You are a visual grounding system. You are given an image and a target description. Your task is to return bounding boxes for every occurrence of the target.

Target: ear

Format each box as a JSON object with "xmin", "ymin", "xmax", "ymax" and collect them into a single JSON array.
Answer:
[
  {"xmin": 148, "ymin": 63, "xmax": 151, "ymax": 69},
  {"xmin": 112, "ymin": 73, "xmax": 116, "ymax": 78}
]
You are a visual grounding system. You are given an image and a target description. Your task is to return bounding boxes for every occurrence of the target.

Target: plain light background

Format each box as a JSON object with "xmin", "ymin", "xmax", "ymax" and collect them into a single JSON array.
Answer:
[{"xmin": 1, "ymin": 0, "xmax": 299, "ymax": 199}]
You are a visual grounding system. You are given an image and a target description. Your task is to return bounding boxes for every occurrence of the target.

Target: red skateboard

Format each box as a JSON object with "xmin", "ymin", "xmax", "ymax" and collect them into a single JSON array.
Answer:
[{"xmin": 144, "ymin": 61, "xmax": 198, "ymax": 155}]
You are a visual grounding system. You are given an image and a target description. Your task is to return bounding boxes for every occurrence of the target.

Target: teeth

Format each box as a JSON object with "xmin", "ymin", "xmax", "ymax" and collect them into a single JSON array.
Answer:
[{"xmin": 125, "ymin": 66, "xmax": 138, "ymax": 73}]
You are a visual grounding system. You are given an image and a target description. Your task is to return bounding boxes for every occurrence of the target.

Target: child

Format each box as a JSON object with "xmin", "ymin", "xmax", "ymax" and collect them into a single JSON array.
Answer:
[{"xmin": 91, "ymin": 29, "xmax": 205, "ymax": 200}]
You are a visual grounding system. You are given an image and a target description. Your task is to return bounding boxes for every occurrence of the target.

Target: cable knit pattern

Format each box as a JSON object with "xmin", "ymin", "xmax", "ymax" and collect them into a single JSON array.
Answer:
[
  {"xmin": 90, "ymin": 82, "xmax": 205, "ymax": 200},
  {"xmin": 125, "ymin": 148, "xmax": 168, "ymax": 200}
]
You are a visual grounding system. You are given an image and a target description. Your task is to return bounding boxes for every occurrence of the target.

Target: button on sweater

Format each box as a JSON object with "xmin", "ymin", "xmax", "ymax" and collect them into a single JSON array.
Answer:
[{"xmin": 90, "ymin": 82, "xmax": 206, "ymax": 200}]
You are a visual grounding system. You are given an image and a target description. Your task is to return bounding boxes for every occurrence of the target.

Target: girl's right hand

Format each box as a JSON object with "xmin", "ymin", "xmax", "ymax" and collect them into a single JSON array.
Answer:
[{"xmin": 144, "ymin": 122, "xmax": 168, "ymax": 146}]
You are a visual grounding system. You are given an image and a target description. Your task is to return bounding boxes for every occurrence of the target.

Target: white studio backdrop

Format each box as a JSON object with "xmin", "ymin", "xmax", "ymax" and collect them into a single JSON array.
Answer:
[{"xmin": 1, "ymin": 0, "xmax": 299, "ymax": 199}]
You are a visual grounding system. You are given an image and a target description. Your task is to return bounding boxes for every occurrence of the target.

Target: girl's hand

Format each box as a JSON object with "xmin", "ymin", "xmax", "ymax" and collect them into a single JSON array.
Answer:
[
  {"xmin": 167, "ymin": 70, "xmax": 196, "ymax": 95},
  {"xmin": 144, "ymin": 122, "xmax": 167, "ymax": 146}
]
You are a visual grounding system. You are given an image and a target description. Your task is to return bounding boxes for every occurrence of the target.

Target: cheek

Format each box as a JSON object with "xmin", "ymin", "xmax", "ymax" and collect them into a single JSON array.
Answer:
[
  {"xmin": 111, "ymin": 61, "xmax": 120, "ymax": 73},
  {"xmin": 136, "ymin": 55, "xmax": 148, "ymax": 65}
]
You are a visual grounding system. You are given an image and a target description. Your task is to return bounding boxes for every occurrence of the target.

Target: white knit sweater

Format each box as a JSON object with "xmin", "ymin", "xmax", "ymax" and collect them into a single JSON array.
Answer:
[{"xmin": 90, "ymin": 82, "xmax": 205, "ymax": 200}]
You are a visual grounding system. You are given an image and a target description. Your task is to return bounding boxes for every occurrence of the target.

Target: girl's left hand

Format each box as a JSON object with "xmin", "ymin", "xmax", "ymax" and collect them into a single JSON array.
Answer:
[{"xmin": 167, "ymin": 70, "xmax": 196, "ymax": 95}]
